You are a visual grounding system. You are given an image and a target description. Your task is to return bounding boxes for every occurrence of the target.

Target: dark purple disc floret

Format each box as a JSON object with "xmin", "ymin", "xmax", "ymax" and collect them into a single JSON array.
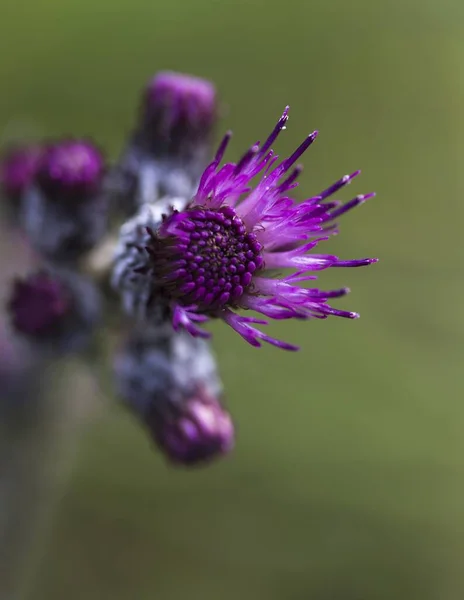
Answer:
[{"xmin": 146, "ymin": 205, "xmax": 264, "ymax": 312}]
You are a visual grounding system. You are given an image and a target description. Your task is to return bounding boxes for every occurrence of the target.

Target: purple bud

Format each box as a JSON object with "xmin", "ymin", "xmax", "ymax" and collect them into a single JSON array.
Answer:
[
  {"xmin": 149, "ymin": 388, "xmax": 234, "ymax": 466},
  {"xmin": 8, "ymin": 271, "xmax": 70, "ymax": 336},
  {"xmin": 21, "ymin": 139, "xmax": 109, "ymax": 261},
  {"xmin": 114, "ymin": 327, "xmax": 234, "ymax": 467},
  {"xmin": 0, "ymin": 144, "xmax": 43, "ymax": 199},
  {"xmin": 141, "ymin": 71, "xmax": 217, "ymax": 151},
  {"xmin": 6, "ymin": 268, "xmax": 101, "ymax": 353},
  {"xmin": 36, "ymin": 139, "xmax": 104, "ymax": 201},
  {"xmin": 109, "ymin": 72, "xmax": 217, "ymax": 213}
]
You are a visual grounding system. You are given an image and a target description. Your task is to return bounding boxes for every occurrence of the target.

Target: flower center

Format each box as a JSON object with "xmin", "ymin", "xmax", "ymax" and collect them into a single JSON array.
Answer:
[{"xmin": 152, "ymin": 206, "xmax": 263, "ymax": 311}]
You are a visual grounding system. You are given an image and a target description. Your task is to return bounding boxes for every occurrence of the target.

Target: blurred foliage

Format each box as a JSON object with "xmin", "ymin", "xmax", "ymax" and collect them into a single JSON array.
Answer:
[{"xmin": 1, "ymin": 0, "xmax": 463, "ymax": 598}]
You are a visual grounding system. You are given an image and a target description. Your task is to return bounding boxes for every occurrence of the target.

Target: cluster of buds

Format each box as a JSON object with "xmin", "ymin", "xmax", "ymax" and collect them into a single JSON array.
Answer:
[{"xmin": 1, "ymin": 70, "xmax": 377, "ymax": 467}]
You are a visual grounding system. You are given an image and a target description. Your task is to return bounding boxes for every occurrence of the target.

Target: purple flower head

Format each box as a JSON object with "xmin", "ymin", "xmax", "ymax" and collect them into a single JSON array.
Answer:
[
  {"xmin": 6, "ymin": 268, "xmax": 101, "ymax": 353},
  {"xmin": 149, "ymin": 387, "xmax": 234, "ymax": 466},
  {"xmin": 0, "ymin": 144, "xmax": 43, "ymax": 199},
  {"xmin": 8, "ymin": 271, "xmax": 70, "ymax": 336},
  {"xmin": 138, "ymin": 71, "xmax": 217, "ymax": 153},
  {"xmin": 133, "ymin": 107, "xmax": 377, "ymax": 350},
  {"xmin": 36, "ymin": 139, "xmax": 104, "ymax": 201}
]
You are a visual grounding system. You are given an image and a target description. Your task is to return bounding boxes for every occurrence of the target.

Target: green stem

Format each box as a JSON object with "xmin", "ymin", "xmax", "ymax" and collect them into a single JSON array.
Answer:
[{"xmin": 0, "ymin": 357, "xmax": 106, "ymax": 600}]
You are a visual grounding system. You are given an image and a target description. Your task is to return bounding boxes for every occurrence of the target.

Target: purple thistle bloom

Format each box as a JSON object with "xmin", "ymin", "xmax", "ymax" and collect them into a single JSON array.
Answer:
[
  {"xmin": 124, "ymin": 107, "xmax": 377, "ymax": 350},
  {"xmin": 0, "ymin": 144, "xmax": 43, "ymax": 200},
  {"xmin": 6, "ymin": 268, "xmax": 101, "ymax": 353}
]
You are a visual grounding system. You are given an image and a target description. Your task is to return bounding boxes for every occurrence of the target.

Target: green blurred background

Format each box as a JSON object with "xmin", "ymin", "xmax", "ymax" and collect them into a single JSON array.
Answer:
[{"xmin": 1, "ymin": 0, "xmax": 464, "ymax": 598}]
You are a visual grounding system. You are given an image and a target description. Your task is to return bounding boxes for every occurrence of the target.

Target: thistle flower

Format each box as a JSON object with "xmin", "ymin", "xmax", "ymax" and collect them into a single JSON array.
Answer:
[
  {"xmin": 6, "ymin": 268, "xmax": 101, "ymax": 354},
  {"xmin": 115, "ymin": 327, "xmax": 233, "ymax": 466},
  {"xmin": 21, "ymin": 139, "xmax": 108, "ymax": 262},
  {"xmin": 113, "ymin": 107, "xmax": 377, "ymax": 350},
  {"xmin": 111, "ymin": 71, "xmax": 217, "ymax": 212}
]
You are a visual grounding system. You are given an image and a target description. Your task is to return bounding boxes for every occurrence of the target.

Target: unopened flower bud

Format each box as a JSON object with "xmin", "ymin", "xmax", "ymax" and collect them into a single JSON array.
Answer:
[
  {"xmin": 115, "ymin": 328, "xmax": 234, "ymax": 466},
  {"xmin": 149, "ymin": 388, "xmax": 234, "ymax": 466},
  {"xmin": 22, "ymin": 139, "xmax": 108, "ymax": 262},
  {"xmin": 140, "ymin": 71, "xmax": 217, "ymax": 155},
  {"xmin": 6, "ymin": 268, "xmax": 101, "ymax": 354},
  {"xmin": 110, "ymin": 71, "xmax": 217, "ymax": 213}
]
